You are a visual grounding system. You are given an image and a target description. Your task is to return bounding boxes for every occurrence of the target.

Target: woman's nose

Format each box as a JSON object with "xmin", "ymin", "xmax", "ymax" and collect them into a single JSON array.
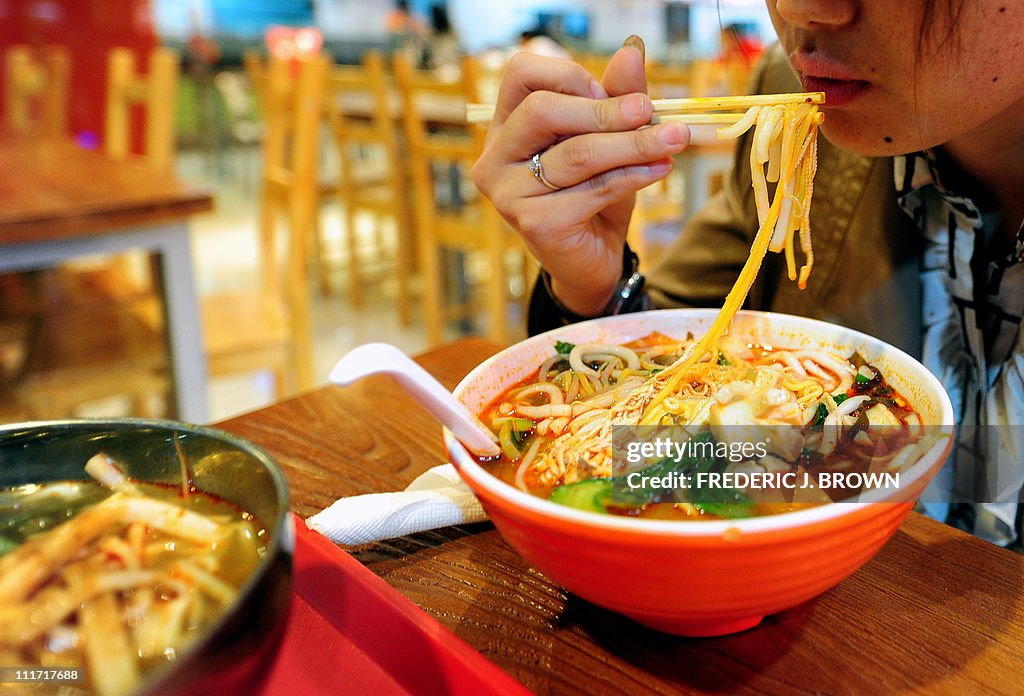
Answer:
[{"xmin": 774, "ymin": 0, "xmax": 856, "ymax": 29}]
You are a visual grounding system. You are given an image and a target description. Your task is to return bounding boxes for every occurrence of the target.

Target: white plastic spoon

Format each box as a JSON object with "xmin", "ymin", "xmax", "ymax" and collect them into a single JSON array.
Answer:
[{"xmin": 329, "ymin": 343, "xmax": 501, "ymax": 458}]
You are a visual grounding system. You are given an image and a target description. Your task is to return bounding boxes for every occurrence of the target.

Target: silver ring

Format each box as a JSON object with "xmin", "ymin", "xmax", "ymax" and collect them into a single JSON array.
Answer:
[{"xmin": 528, "ymin": 152, "xmax": 561, "ymax": 191}]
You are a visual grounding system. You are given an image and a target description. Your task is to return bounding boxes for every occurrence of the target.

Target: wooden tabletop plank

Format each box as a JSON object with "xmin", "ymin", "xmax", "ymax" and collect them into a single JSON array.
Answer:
[
  {"xmin": 217, "ymin": 338, "xmax": 1024, "ymax": 695},
  {"xmin": 0, "ymin": 135, "xmax": 213, "ymax": 243}
]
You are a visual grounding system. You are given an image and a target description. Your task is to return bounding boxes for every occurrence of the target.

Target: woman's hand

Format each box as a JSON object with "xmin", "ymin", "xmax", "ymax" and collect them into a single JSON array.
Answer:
[{"xmin": 471, "ymin": 41, "xmax": 690, "ymax": 316}]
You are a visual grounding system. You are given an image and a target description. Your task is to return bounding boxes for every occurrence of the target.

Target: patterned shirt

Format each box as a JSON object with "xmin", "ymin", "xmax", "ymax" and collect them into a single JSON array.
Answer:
[{"xmin": 895, "ymin": 151, "xmax": 1024, "ymax": 545}]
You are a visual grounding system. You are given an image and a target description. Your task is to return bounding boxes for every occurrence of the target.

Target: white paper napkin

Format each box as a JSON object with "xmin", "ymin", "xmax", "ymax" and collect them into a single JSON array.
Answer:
[{"xmin": 305, "ymin": 464, "xmax": 487, "ymax": 546}]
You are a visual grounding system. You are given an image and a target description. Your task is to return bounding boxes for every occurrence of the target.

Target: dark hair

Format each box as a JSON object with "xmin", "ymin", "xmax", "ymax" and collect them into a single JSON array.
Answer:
[
  {"xmin": 916, "ymin": 0, "xmax": 965, "ymax": 60},
  {"xmin": 396, "ymin": 0, "xmax": 410, "ymax": 12},
  {"xmin": 430, "ymin": 5, "xmax": 451, "ymax": 34}
]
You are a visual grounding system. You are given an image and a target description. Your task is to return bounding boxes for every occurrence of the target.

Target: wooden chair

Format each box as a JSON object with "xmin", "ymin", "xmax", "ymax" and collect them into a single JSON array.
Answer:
[
  {"xmin": 321, "ymin": 51, "xmax": 413, "ymax": 322},
  {"xmin": 393, "ymin": 53, "xmax": 526, "ymax": 346},
  {"xmin": 4, "ymin": 44, "xmax": 69, "ymax": 136},
  {"xmin": 105, "ymin": 47, "xmax": 179, "ymax": 170},
  {"xmin": 201, "ymin": 52, "xmax": 328, "ymax": 395}
]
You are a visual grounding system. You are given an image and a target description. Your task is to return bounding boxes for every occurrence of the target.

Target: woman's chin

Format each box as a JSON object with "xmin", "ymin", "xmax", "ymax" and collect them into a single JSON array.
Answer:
[{"xmin": 820, "ymin": 119, "xmax": 913, "ymax": 158}]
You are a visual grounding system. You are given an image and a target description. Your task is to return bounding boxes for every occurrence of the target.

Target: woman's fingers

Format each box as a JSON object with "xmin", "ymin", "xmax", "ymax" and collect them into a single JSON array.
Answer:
[
  {"xmin": 491, "ymin": 90, "xmax": 654, "ymax": 164},
  {"xmin": 527, "ymin": 122, "xmax": 689, "ymax": 193},
  {"xmin": 492, "ymin": 52, "xmax": 606, "ymax": 126},
  {"xmin": 501, "ymin": 159, "xmax": 674, "ymax": 242}
]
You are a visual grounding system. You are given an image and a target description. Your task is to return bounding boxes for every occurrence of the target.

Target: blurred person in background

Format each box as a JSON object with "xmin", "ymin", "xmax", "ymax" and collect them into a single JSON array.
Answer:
[
  {"xmin": 473, "ymin": 1, "xmax": 1024, "ymax": 549},
  {"xmin": 426, "ymin": 4, "xmax": 461, "ymax": 72},
  {"xmin": 719, "ymin": 22, "xmax": 765, "ymax": 68},
  {"xmin": 386, "ymin": 0, "xmax": 427, "ymax": 67}
]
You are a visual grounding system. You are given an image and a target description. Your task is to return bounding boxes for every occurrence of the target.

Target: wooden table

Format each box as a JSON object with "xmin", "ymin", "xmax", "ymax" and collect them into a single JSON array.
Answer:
[
  {"xmin": 0, "ymin": 135, "xmax": 213, "ymax": 422},
  {"xmin": 218, "ymin": 339, "xmax": 1024, "ymax": 695}
]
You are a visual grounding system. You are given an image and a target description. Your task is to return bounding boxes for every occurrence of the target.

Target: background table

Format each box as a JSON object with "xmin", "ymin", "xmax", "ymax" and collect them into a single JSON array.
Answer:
[
  {"xmin": 219, "ymin": 338, "xmax": 1024, "ymax": 695},
  {"xmin": 0, "ymin": 135, "xmax": 213, "ymax": 422}
]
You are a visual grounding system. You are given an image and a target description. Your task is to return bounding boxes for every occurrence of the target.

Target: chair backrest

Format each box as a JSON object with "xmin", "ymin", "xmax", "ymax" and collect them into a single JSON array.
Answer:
[
  {"xmin": 105, "ymin": 47, "xmax": 179, "ymax": 170},
  {"xmin": 259, "ymin": 53, "xmax": 327, "ymax": 297},
  {"xmin": 392, "ymin": 53, "xmax": 483, "ymax": 219},
  {"xmin": 257, "ymin": 53, "xmax": 327, "ymax": 391},
  {"xmin": 325, "ymin": 51, "xmax": 400, "ymax": 190},
  {"xmin": 4, "ymin": 45, "xmax": 69, "ymax": 136}
]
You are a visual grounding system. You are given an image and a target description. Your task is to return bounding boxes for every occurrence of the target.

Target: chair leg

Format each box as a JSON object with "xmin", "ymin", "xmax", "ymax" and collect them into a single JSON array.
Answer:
[
  {"xmin": 419, "ymin": 232, "xmax": 443, "ymax": 347},
  {"xmin": 345, "ymin": 202, "xmax": 364, "ymax": 308},
  {"xmin": 258, "ymin": 192, "xmax": 279, "ymax": 297},
  {"xmin": 314, "ymin": 201, "xmax": 333, "ymax": 296},
  {"xmin": 392, "ymin": 215, "xmax": 413, "ymax": 326}
]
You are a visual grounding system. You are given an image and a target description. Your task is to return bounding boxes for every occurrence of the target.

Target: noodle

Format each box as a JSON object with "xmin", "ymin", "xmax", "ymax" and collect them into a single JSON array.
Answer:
[{"xmin": 0, "ymin": 456, "xmax": 265, "ymax": 696}]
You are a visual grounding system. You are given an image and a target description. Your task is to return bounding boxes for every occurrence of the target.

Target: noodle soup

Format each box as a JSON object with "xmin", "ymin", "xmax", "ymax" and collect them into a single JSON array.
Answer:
[
  {"xmin": 448, "ymin": 310, "xmax": 954, "ymax": 636},
  {"xmin": 478, "ymin": 332, "xmax": 935, "ymax": 520},
  {"xmin": 0, "ymin": 454, "xmax": 268, "ymax": 696}
]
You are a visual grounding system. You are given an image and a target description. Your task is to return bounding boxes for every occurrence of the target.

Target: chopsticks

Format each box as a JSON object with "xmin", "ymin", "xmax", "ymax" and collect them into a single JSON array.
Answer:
[{"xmin": 465, "ymin": 92, "xmax": 825, "ymax": 125}]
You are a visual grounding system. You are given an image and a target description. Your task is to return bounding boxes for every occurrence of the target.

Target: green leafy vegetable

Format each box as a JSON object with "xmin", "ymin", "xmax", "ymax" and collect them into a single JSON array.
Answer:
[
  {"xmin": 549, "ymin": 479, "xmax": 613, "ymax": 513},
  {"xmin": 498, "ymin": 421, "xmax": 520, "ymax": 460},
  {"xmin": 814, "ymin": 394, "xmax": 849, "ymax": 426},
  {"xmin": 492, "ymin": 417, "xmax": 535, "ymax": 432},
  {"xmin": 554, "ymin": 341, "xmax": 575, "ymax": 355},
  {"xmin": 814, "ymin": 404, "xmax": 828, "ymax": 427}
]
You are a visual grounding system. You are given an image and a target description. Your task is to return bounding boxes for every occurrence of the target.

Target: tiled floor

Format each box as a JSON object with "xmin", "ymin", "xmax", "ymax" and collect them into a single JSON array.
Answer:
[{"xmin": 178, "ymin": 147, "xmax": 524, "ymax": 423}]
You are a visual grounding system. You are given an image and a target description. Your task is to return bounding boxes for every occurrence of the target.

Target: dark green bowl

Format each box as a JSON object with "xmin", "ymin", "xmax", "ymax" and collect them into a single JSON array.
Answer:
[{"xmin": 0, "ymin": 418, "xmax": 293, "ymax": 696}]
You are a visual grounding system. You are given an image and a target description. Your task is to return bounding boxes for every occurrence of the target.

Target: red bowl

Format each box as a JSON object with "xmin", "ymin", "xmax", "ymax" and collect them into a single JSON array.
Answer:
[{"xmin": 446, "ymin": 310, "xmax": 954, "ymax": 636}]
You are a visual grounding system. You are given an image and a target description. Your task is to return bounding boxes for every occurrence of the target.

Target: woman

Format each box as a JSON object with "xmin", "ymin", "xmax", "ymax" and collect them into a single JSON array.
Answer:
[{"xmin": 471, "ymin": 1, "xmax": 1024, "ymax": 546}]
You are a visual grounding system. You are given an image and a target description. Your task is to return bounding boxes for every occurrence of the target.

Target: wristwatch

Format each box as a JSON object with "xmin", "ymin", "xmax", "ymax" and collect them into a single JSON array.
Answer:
[{"xmin": 540, "ymin": 244, "xmax": 646, "ymax": 321}]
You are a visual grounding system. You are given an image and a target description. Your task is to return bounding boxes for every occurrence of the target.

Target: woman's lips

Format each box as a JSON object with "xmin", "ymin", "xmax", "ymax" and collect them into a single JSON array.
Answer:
[{"xmin": 800, "ymin": 75, "xmax": 869, "ymax": 108}]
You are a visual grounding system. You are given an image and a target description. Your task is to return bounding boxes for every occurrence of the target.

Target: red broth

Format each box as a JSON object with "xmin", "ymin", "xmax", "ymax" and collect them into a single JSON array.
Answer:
[{"xmin": 476, "ymin": 334, "xmax": 923, "ymax": 520}]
